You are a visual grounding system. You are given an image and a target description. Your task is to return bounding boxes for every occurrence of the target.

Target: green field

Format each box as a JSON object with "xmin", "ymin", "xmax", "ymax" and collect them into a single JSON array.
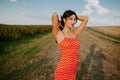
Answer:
[{"xmin": 0, "ymin": 24, "xmax": 51, "ymax": 55}]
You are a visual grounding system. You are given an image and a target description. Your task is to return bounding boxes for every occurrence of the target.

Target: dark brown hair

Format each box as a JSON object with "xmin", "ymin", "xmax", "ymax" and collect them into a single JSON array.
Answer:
[{"xmin": 59, "ymin": 10, "xmax": 78, "ymax": 30}]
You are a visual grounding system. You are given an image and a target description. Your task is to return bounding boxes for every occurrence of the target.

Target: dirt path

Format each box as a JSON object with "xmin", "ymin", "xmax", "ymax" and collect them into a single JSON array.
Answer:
[
  {"xmin": 1, "ymin": 27, "xmax": 120, "ymax": 80},
  {"xmin": 76, "ymin": 28, "xmax": 120, "ymax": 80},
  {"xmin": 87, "ymin": 27, "xmax": 120, "ymax": 44}
]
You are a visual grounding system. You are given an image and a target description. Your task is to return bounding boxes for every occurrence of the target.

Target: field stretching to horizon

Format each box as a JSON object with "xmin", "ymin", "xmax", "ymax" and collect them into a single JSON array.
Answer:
[{"xmin": 0, "ymin": 24, "xmax": 120, "ymax": 80}]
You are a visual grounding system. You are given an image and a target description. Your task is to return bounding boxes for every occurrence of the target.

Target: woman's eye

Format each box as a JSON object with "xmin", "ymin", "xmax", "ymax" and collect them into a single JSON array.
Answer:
[
  {"xmin": 69, "ymin": 18, "xmax": 73, "ymax": 20},
  {"xmin": 68, "ymin": 17, "xmax": 76, "ymax": 21}
]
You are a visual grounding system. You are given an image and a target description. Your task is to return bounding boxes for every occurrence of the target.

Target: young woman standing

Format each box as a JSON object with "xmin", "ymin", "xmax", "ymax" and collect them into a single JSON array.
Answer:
[{"xmin": 52, "ymin": 10, "xmax": 88, "ymax": 80}]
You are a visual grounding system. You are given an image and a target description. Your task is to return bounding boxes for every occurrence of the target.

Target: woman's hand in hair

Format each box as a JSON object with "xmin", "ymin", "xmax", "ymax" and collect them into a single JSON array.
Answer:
[{"xmin": 74, "ymin": 16, "xmax": 88, "ymax": 35}]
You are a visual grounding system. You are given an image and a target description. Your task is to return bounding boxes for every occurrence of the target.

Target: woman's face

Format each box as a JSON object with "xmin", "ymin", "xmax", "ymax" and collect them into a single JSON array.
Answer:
[{"xmin": 64, "ymin": 14, "xmax": 77, "ymax": 29}]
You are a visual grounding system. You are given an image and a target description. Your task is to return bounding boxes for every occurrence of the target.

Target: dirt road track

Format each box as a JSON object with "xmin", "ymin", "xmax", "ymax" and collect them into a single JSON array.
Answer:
[
  {"xmin": 2, "ymin": 27, "xmax": 120, "ymax": 80},
  {"xmin": 76, "ymin": 28, "xmax": 120, "ymax": 80}
]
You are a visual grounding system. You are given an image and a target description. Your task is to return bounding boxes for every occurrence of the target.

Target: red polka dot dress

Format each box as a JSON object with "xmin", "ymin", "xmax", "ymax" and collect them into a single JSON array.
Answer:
[{"xmin": 54, "ymin": 31, "xmax": 80, "ymax": 80}]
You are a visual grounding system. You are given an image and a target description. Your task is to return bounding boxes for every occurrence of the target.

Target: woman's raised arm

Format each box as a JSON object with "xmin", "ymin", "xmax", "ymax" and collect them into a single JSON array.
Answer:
[
  {"xmin": 74, "ymin": 16, "xmax": 88, "ymax": 35},
  {"xmin": 51, "ymin": 12, "xmax": 60, "ymax": 38}
]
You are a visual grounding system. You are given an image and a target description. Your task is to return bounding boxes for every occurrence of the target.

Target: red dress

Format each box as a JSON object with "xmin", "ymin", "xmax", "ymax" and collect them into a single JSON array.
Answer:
[{"xmin": 54, "ymin": 32, "xmax": 80, "ymax": 80}]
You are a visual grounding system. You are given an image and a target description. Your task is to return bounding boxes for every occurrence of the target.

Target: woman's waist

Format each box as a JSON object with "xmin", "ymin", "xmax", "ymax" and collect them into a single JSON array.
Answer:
[
  {"xmin": 60, "ymin": 50, "xmax": 78, "ymax": 57},
  {"xmin": 61, "ymin": 49, "xmax": 79, "ymax": 53},
  {"xmin": 60, "ymin": 46, "xmax": 80, "ymax": 50},
  {"xmin": 59, "ymin": 55, "xmax": 78, "ymax": 62},
  {"xmin": 57, "ymin": 58, "xmax": 78, "ymax": 68}
]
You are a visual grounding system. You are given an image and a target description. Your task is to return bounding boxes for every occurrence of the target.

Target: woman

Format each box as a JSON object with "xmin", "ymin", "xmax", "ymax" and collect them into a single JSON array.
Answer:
[{"xmin": 52, "ymin": 10, "xmax": 88, "ymax": 80}]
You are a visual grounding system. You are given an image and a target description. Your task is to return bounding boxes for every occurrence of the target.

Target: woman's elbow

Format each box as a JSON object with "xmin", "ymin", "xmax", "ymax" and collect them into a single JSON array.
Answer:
[
  {"xmin": 85, "ymin": 16, "xmax": 89, "ymax": 22},
  {"xmin": 84, "ymin": 16, "xmax": 88, "ymax": 23}
]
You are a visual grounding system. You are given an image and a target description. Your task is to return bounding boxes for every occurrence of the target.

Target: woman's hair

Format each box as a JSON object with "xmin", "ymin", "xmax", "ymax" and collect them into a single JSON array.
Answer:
[{"xmin": 59, "ymin": 10, "xmax": 78, "ymax": 30}]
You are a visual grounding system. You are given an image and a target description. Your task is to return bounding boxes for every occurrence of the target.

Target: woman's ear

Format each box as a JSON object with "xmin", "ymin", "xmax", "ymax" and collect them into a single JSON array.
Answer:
[{"xmin": 63, "ymin": 18, "xmax": 66, "ymax": 23}]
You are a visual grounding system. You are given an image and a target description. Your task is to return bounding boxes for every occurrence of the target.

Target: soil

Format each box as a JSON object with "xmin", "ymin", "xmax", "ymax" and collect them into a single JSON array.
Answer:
[{"xmin": 1, "ymin": 27, "xmax": 120, "ymax": 80}]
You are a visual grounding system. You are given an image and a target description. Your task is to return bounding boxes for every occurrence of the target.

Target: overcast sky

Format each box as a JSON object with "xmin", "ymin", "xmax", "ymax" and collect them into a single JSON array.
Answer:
[{"xmin": 0, "ymin": 0, "xmax": 120, "ymax": 26}]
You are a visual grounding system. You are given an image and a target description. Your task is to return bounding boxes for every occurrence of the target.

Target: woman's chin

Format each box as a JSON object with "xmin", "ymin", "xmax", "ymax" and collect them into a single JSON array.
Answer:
[
  {"xmin": 71, "ymin": 26, "xmax": 74, "ymax": 28},
  {"xmin": 68, "ymin": 25, "xmax": 74, "ymax": 29},
  {"xmin": 69, "ymin": 26, "xmax": 73, "ymax": 29}
]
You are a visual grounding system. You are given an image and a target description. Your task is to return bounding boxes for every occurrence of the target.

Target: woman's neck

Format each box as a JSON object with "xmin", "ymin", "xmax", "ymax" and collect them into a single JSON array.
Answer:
[{"xmin": 63, "ymin": 26, "xmax": 71, "ymax": 33}]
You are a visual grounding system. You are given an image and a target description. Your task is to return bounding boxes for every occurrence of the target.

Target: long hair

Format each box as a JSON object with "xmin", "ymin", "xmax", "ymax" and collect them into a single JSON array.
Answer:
[{"xmin": 59, "ymin": 10, "xmax": 78, "ymax": 30}]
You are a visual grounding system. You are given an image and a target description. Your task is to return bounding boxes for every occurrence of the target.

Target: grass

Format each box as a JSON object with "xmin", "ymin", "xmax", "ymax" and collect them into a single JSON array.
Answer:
[
  {"xmin": 0, "ymin": 32, "xmax": 53, "ymax": 80},
  {"xmin": 3, "ymin": 58, "xmax": 50, "ymax": 80},
  {"xmin": 0, "ymin": 33, "xmax": 48, "ymax": 55}
]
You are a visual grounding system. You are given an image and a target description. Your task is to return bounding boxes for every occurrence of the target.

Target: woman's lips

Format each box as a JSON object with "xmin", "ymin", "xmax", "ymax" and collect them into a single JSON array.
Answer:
[{"xmin": 71, "ymin": 24, "xmax": 74, "ymax": 26}]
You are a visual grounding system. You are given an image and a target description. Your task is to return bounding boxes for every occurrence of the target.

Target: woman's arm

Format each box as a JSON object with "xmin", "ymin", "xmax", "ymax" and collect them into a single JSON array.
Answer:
[
  {"xmin": 74, "ymin": 16, "xmax": 88, "ymax": 35},
  {"xmin": 51, "ymin": 12, "xmax": 60, "ymax": 38}
]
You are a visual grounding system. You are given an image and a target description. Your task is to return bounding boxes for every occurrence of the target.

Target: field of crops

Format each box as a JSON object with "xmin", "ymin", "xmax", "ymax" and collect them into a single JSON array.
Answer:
[
  {"xmin": 0, "ymin": 24, "xmax": 52, "ymax": 55},
  {"xmin": 87, "ymin": 26, "xmax": 120, "ymax": 42},
  {"xmin": 0, "ymin": 24, "xmax": 51, "ymax": 40}
]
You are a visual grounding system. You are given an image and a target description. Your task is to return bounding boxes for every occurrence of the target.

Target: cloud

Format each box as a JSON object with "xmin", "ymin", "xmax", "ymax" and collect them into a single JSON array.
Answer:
[
  {"xmin": 88, "ymin": 16, "xmax": 120, "ymax": 26},
  {"xmin": 90, "ymin": 17, "xmax": 108, "ymax": 25},
  {"xmin": 112, "ymin": 11, "xmax": 120, "ymax": 18},
  {"xmin": 9, "ymin": 0, "xmax": 17, "ymax": 3},
  {"xmin": 113, "ymin": 15, "xmax": 120, "ymax": 18},
  {"xmin": 83, "ymin": 0, "xmax": 109, "ymax": 15}
]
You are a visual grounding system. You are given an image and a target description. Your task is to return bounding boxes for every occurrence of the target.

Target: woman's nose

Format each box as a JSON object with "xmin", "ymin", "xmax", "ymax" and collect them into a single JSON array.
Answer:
[{"xmin": 72, "ymin": 20, "xmax": 76, "ymax": 23}]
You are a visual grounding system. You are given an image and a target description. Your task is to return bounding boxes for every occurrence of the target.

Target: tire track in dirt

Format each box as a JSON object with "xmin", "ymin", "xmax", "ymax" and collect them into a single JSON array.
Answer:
[
  {"xmin": 87, "ymin": 28, "xmax": 120, "ymax": 44},
  {"xmin": 76, "ymin": 28, "xmax": 120, "ymax": 80},
  {"xmin": 2, "ymin": 27, "xmax": 120, "ymax": 80},
  {"xmin": 3, "ymin": 58, "xmax": 50, "ymax": 80}
]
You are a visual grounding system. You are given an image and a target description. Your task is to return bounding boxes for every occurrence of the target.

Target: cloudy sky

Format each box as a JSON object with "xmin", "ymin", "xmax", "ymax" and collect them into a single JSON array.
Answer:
[{"xmin": 0, "ymin": 0, "xmax": 120, "ymax": 26}]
